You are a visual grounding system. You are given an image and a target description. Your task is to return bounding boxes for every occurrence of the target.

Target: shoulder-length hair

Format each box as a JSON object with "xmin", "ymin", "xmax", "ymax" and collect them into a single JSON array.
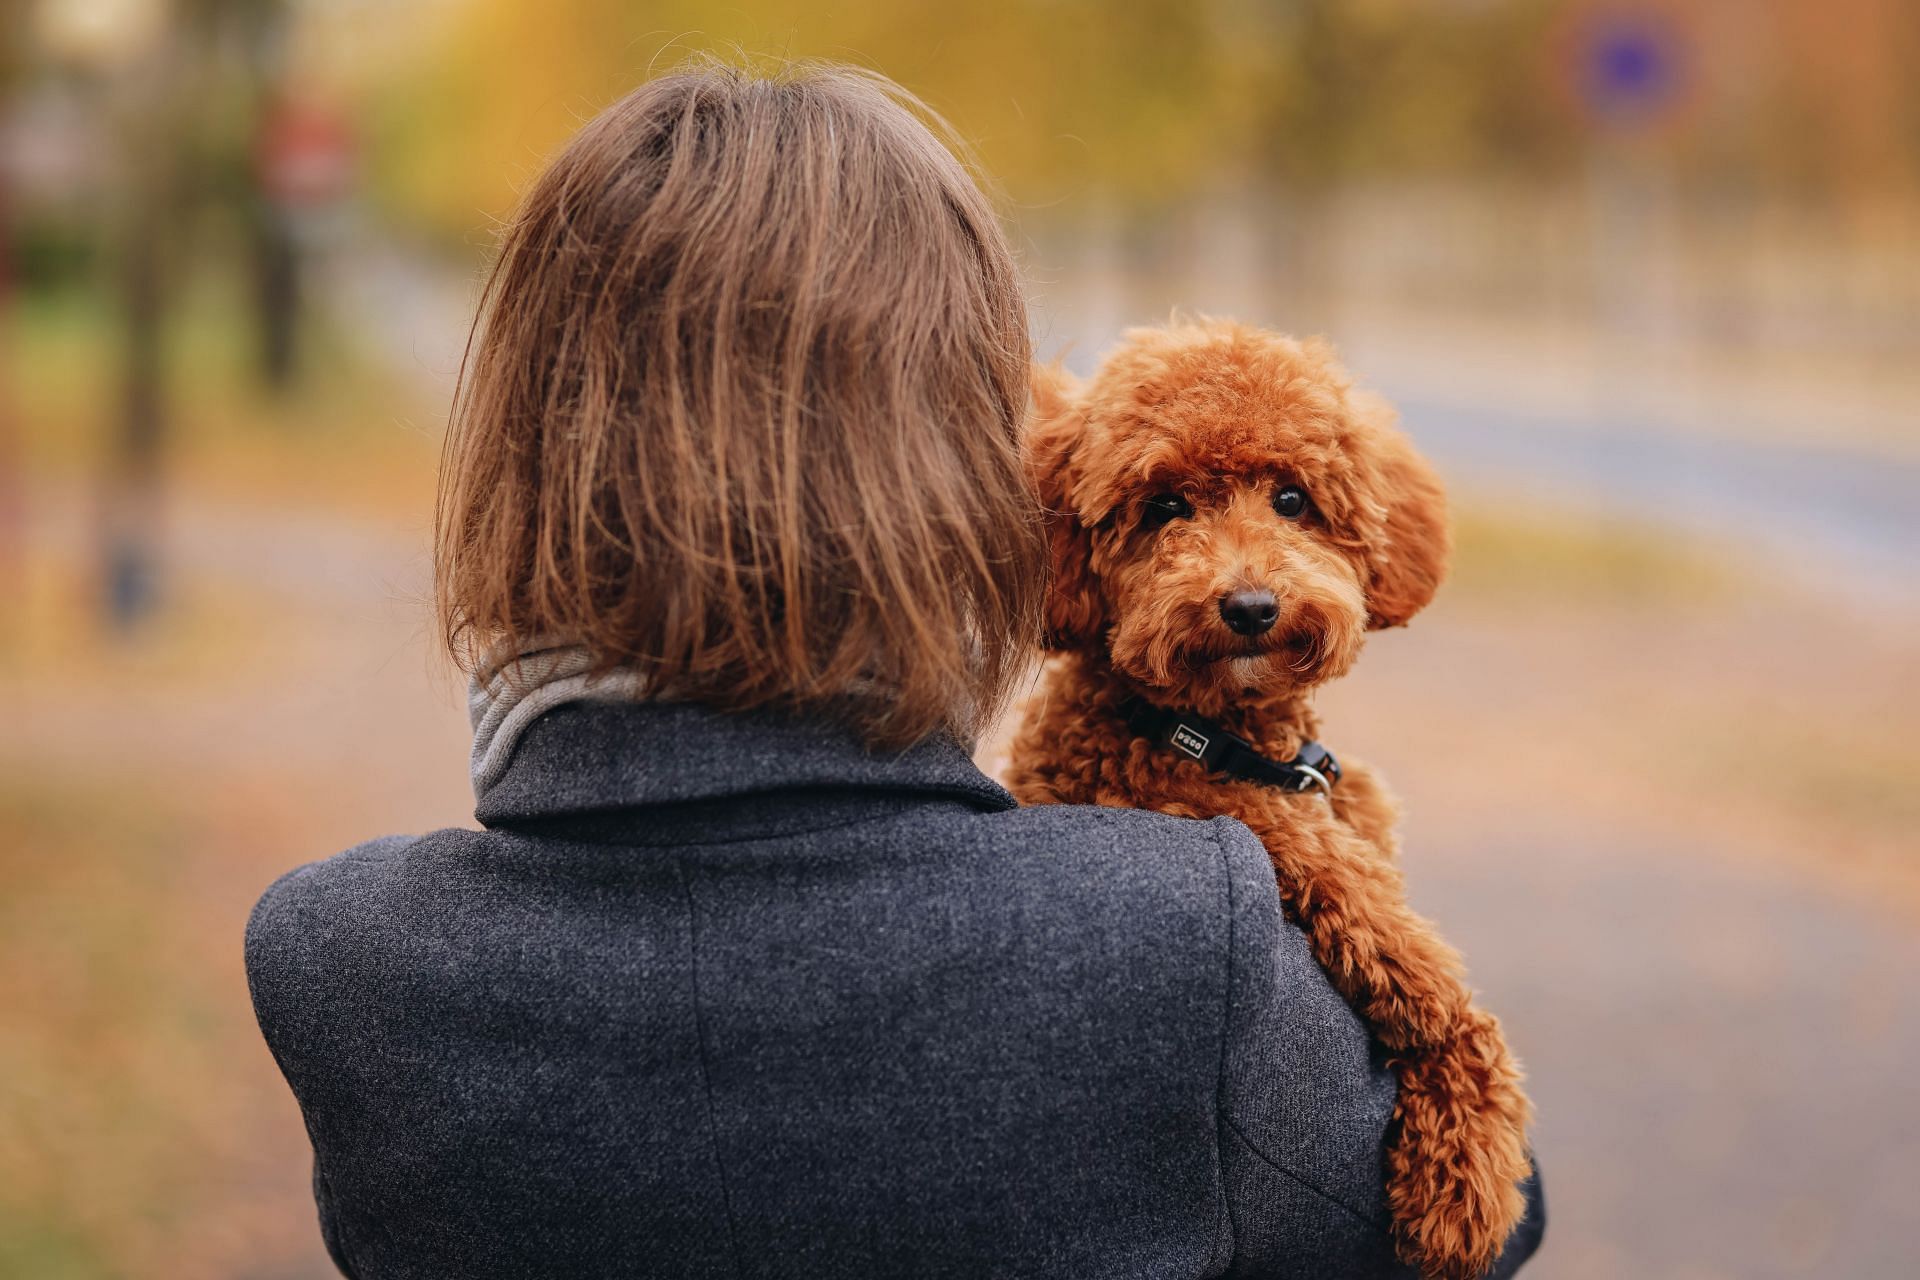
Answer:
[{"xmin": 435, "ymin": 60, "xmax": 1042, "ymax": 748}]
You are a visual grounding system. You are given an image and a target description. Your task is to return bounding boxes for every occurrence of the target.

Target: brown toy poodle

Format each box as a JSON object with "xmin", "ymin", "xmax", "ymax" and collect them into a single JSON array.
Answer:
[{"xmin": 1005, "ymin": 319, "xmax": 1533, "ymax": 1280}]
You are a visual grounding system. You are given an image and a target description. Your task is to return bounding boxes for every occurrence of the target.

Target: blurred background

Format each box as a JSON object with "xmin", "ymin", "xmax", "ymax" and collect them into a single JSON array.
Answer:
[{"xmin": 1, "ymin": 1, "xmax": 1915, "ymax": 1276}]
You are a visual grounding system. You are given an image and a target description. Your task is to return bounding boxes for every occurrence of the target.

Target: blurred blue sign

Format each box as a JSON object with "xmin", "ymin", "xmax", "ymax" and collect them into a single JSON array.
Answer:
[{"xmin": 1572, "ymin": 10, "xmax": 1687, "ymax": 131}]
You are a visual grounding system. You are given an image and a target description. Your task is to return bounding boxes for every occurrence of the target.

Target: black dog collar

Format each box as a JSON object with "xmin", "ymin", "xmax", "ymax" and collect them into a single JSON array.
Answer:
[{"xmin": 1121, "ymin": 698, "xmax": 1342, "ymax": 796}]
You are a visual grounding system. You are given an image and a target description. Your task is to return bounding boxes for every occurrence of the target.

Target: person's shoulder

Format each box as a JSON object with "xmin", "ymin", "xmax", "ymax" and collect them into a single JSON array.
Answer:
[
  {"xmin": 961, "ymin": 803, "xmax": 1284, "ymax": 961},
  {"xmin": 980, "ymin": 801, "xmax": 1277, "ymax": 895},
  {"xmin": 983, "ymin": 798, "xmax": 1241, "ymax": 847},
  {"xmin": 980, "ymin": 804, "xmax": 1378, "ymax": 1089},
  {"xmin": 246, "ymin": 834, "xmax": 418, "ymax": 944},
  {"xmin": 243, "ymin": 831, "xmax": 462, "ymax": 1009}
]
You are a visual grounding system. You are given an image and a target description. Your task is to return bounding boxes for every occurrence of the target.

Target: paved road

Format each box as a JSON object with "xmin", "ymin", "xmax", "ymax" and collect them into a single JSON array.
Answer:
[
  {"xmin": 1396, "ymin": 394, "xmax": 1920, "ymax": 604},
  {"xmin": 1414, "ymin": 831, "xmax": 1920, "ymax": 1280}
]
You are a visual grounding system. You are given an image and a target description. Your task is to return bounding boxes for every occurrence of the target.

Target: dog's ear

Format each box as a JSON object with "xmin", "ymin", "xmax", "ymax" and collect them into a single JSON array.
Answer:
[
  {"xmin": 1351, "ymin": 391, "xmax": 1451, "ymax": 629},
  {"xmin": 1027, "ymin": 363, "xmax": 1106, "ymax": 649}
]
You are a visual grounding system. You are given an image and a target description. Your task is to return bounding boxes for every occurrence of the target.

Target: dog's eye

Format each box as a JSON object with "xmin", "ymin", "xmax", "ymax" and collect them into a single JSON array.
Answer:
[
  {"xmin": 1143, "ymin": 493, "xmax": 1193, "ymax": 527},
  {"xmin": 1273, "ymin": 484, "xmax": 1310, "ymax": 519}
]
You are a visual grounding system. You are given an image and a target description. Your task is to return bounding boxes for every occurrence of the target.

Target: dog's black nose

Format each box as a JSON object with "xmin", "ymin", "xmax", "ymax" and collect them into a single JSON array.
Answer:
[{"xmin": 1219, "ymin": 590, "xmax": 1279, "ymax": 637}]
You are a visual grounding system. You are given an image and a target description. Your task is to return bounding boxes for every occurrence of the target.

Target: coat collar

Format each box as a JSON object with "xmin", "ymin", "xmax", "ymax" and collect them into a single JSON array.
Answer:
[{"xmin": 473, "ymin": 698, "xmax": 1016, "ymax": 832}]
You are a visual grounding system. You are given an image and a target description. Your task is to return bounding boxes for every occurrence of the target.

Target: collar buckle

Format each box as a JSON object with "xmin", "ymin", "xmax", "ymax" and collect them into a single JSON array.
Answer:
[
  {"xmin": 1284, "ymin": 761, "xmax": 1334, "ymax": 796},
  {"xmin": 1284, "ymin": 739, "xmax": 1341, "ymax": 796},
  {"xmin": 1123, "ymin": 698, "xmax": 1341, "ymax": 797}
]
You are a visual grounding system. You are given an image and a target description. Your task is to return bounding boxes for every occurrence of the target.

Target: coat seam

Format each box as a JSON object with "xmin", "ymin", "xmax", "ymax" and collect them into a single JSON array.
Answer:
[
  {"xmin": 1211, "ymin": 823, "xmax": 1242, "ymax": 1273},
  {"xmin": 479, "ymin": 777, "xmax": 1017, "ymax": 830},
  {"xmin": 1223, "ymin": 1112, "xmax": 1394, "ymax": 1233},
  {"xmin": 514, "ymin": 806, "xmax": 954, "ymax": 850},
  {"xmin": 1210, "ymin": 821, "xmax": 1396, "ymax": 1244},
  {"xmin": 675, "ymin": 856, "xmax": 749, "ymax": 1278}
]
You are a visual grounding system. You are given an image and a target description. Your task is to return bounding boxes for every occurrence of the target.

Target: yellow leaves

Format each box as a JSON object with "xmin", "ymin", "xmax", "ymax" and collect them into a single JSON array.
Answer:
[{"xmin": 364, "ymin": 0, "xmax": 1276, "ymax": 234}]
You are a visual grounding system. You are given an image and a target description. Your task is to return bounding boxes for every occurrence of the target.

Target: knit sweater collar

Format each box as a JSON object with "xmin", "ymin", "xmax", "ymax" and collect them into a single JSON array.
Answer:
[{"xmin": 468, "ymin": 647, "xmax": 1013, "ymax": 829}]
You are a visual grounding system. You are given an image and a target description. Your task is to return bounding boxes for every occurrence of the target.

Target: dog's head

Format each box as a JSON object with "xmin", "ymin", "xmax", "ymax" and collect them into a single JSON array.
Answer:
[{"xmin": 1030, "ymin": 320, "xmax": 1449, "ymax": 714}]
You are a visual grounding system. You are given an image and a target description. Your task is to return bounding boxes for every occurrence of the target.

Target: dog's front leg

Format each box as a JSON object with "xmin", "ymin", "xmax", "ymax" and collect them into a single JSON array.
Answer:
[
  {"xmin": 1386, "ymin": 1008, "xmax": 1534, "ymax": 1280},
  {"xmin": 1247, "ymin": 815, "xmax": 1532, "ymax": 1278},
  {"xmin": 1249, "ymin": 817, "xmax": 1472, "ymax": 1050}
]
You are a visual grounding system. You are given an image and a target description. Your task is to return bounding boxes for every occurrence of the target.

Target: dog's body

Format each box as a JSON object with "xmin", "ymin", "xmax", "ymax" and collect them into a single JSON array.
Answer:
[{"xmin": 1006, "ymin": 321, "xmax": 1532, "ymax": 1279}]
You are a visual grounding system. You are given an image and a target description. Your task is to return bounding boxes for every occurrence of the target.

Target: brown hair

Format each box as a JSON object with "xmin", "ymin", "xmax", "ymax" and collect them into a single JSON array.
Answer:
[{"xmin": 435, "ymin": 60, "xmax": 1042, "ymax": 747}]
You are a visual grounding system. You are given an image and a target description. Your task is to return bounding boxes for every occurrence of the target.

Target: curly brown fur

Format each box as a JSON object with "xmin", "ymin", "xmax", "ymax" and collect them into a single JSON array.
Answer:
[{"xmin": 1006, "ymin": 320, "xmax": 1533, "ymax": 1279}]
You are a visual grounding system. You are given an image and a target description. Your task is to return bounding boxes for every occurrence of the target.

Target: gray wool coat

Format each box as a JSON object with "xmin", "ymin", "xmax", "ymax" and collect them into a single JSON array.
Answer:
[{"xmin": 245, "ymin": 698, "xmax": 1544, "ymax": 1278}]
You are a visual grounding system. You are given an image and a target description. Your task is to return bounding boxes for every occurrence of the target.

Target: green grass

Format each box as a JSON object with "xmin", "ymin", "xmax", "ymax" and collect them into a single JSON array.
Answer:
[
  {"xmin": 1450, "ymin": 501, "xmax": 1748, "ymax": 606},
  {"xmin": 0, "ymin": 1209, "xmax": 109, "ymax": 1280}
]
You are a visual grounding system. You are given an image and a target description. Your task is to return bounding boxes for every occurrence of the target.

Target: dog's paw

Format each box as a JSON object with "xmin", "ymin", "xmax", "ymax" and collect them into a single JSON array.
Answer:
[{"xmin": 1385, "ymin": 1011, "xmax": 1534, "ymax": 1279}]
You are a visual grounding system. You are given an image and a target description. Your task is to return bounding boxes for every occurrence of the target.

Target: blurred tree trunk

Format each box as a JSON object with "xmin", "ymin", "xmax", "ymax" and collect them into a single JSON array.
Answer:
[
  {"xmin": 0, "ymin": 32, "xmax": 19, "ymax": 633},
  {"xmin": 253, "ymin": 204, "xmax": 299, "ymax": 390},
  {"xmin": 0, "ymin": 174, "xmax": 18, "ymax": 636},
  {"xmin": 242, "ymin": 0, "xmax": 300, "ymax": 392},
  {"xmin": 103, "ymin": 104, "xmax": 172, "ymax": 630},
  {"xmin": 96, "ymin": 16, "xmax": 195, "ymax": 632},
  {"xmin": 1253, "ymin": 1, "xmax": 1366, "ymax": 335}
]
